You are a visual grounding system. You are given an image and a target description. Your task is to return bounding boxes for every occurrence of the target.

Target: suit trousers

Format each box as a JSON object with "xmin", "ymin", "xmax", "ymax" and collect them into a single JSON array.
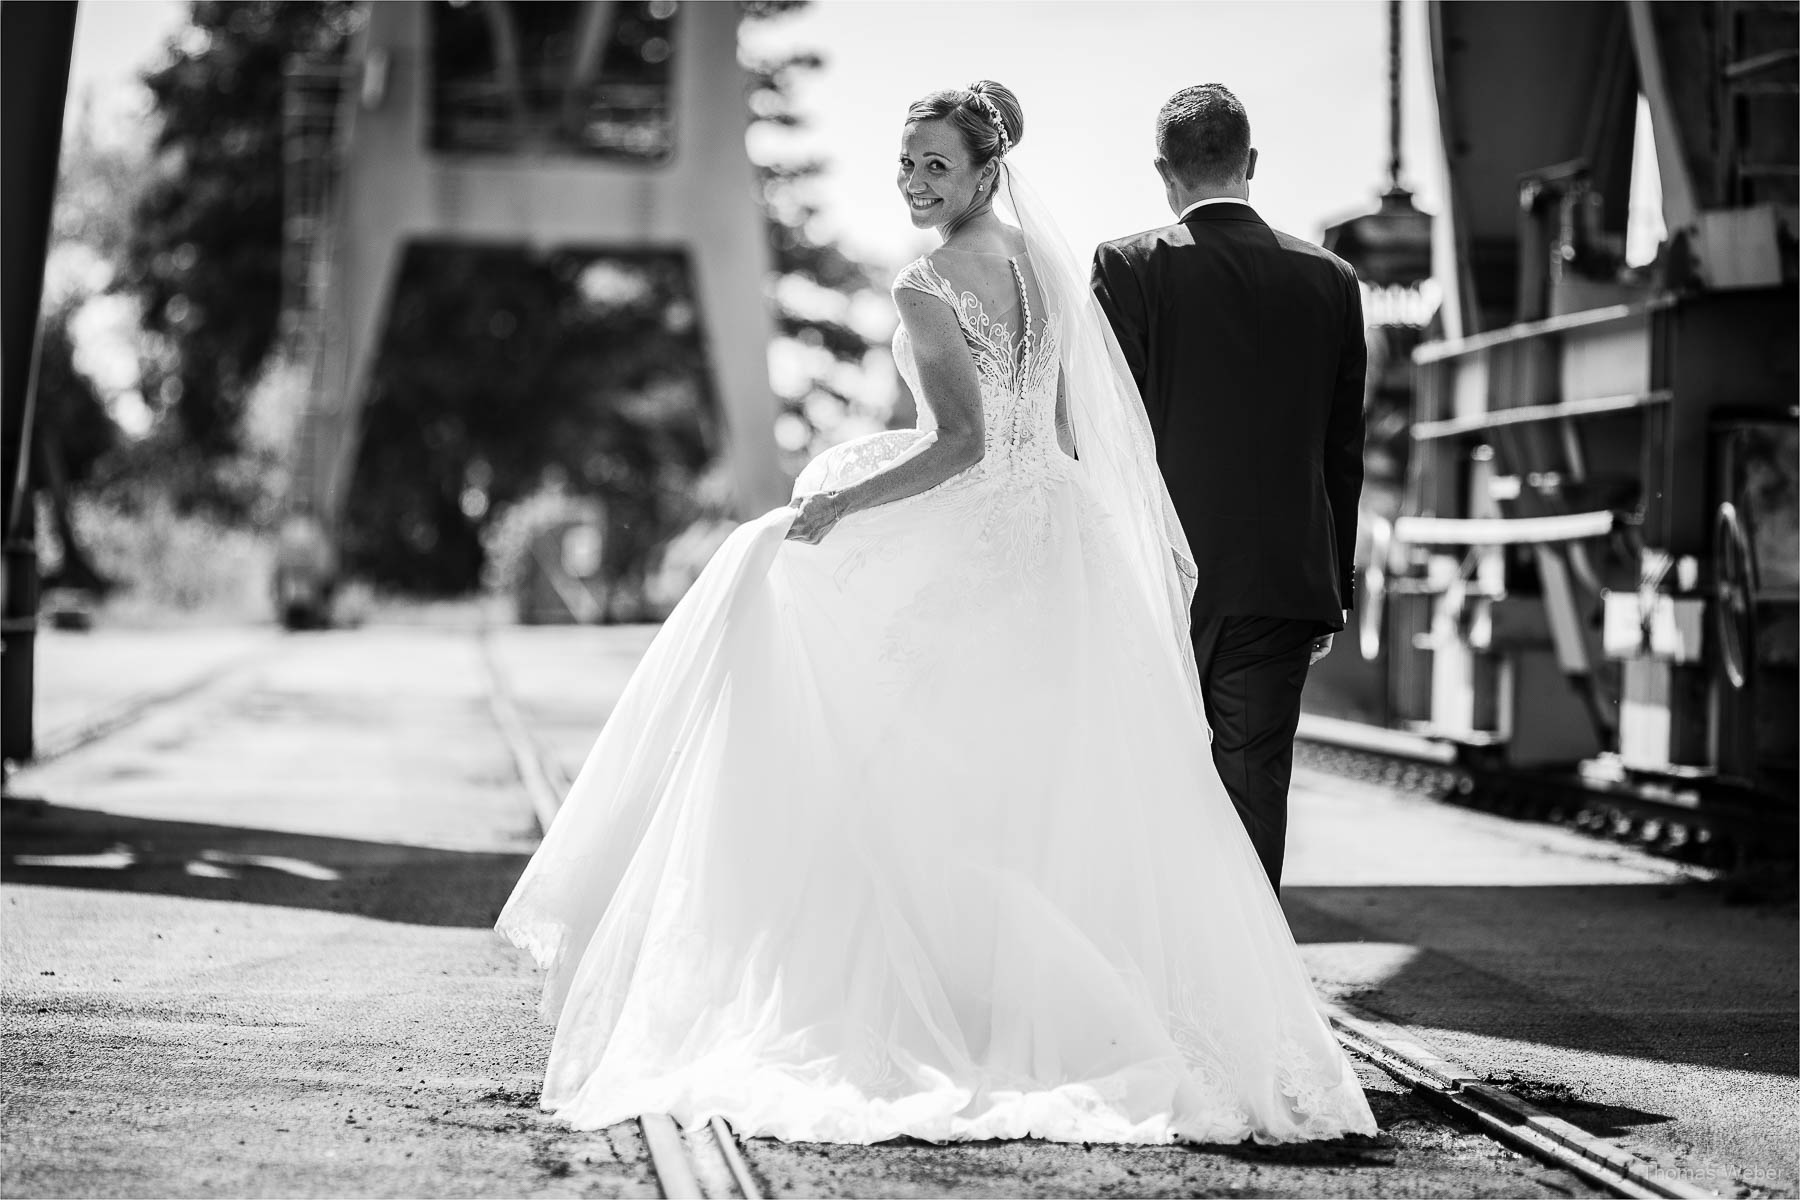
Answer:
[{"xmin": 1190, "ymin": 615, "xmax": 1321, "ymax": 891}]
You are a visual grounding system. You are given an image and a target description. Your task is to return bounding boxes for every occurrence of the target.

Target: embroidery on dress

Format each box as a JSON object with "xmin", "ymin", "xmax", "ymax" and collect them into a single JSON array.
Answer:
[{"xmin": 875, "ymin": 255, "xmax": 1080, "ymax": 671}]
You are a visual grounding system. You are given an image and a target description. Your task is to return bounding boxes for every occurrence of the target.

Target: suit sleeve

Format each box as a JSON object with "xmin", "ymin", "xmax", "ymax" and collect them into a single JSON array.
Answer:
[
  {"xmin": 1326, "ymin": 263, "xmax": 1367, "ymax": 611},
  {"xmin": 1089, "ymin": 243, "xmax": 1158, "ymax": 431}
]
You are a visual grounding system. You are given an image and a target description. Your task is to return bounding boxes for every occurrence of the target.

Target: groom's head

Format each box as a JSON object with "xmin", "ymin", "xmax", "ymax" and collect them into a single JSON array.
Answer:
[{"xmin": 1154, "ymin": 84, "xmax": 1257, "ymax": 212}]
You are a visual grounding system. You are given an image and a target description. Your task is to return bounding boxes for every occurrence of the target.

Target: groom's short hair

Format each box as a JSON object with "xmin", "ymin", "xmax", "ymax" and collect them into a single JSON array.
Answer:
[{"xmin": 1156, "ymin": 85, "xmax": 1252, "ymax": 187}]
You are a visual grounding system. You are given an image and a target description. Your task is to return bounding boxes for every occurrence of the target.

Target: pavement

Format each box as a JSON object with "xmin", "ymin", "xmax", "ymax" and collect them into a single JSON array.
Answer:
[
  {"xmin": 2, "ymin": 623, "xmax": 1794, "ymax": 1198},
  {"xmin": 28, "ymin": 627, "xmax": 274, "ymax": 757},
  {"xmin": 1281, "ymin": 771, "xmax": 1799, "ymax": 1198},
  {"xmin": 4, "ymin": 626, "xmax": 656, "ymax": 1198}
]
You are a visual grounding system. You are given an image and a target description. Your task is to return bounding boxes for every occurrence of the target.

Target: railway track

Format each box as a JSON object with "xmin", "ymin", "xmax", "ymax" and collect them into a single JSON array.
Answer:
[
  {"xmin": 476, "ymin": 629, "xmax": 1725, "ymax": 1200},
  {"xmin": 1295, "ymin": 713, "xmax": 1796, "ymax": 876},
  {"xmin": 5, "ymin": 636, "xmax": 285, "ymax": 779},
  {"xmin": 2, "ymin": 625, "xmax": 1754, "ymax": 1197},
  {"xmin": 7, "ymin": 628, "xmax": 1726, "ymax": 1198},
  {"xmin": 476, "ymin": 628, "xmax": 776, "ymax": 1196}
]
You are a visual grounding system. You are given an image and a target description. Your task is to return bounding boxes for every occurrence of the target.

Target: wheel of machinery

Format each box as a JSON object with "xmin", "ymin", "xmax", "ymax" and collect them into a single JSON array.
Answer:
[{"xmin": 1713, "ymin": 501, "xmax": 1757, "ymax": 691}]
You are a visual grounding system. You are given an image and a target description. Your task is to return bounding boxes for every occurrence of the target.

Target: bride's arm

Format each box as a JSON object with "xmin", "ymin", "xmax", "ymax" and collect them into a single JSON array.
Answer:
[{"xmin": 788, "ymin": 289, "xmax": 985, "ymax": 543}]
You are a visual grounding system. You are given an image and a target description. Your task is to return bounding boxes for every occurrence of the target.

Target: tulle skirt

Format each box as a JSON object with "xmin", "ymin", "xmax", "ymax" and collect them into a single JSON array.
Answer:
[{"xmin": 496, "ymin": 430, "xmax": 1376, "ymax": 1145}]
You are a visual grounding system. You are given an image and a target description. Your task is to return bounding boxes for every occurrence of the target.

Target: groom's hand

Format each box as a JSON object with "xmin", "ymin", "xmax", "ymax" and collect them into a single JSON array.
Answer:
[{"xmin": 1308, "ymin": 634, "xmax": 1334, "ymax": 666}]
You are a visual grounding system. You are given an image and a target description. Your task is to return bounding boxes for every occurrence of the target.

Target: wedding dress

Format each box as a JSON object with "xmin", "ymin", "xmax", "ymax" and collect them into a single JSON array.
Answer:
[{"xmin": 496, "ymin": 164, "xmax": 1377, "ymax": 1146}]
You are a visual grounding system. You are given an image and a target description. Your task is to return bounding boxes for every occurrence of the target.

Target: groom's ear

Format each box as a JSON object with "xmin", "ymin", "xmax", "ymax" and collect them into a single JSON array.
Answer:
[
  {"xmin": 1245, "ymin": 148, "xmax": 1259, "ymax": 182},
  {"xmin": 1153, "ymin": 156, "xmax": 1175, "ymax": 188}
]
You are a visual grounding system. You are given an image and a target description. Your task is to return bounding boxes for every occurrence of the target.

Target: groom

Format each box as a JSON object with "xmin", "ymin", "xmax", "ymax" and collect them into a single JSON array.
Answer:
[{"xmin": 1091, "ymin": 84, "xmax": 1365, "ymax": 891}]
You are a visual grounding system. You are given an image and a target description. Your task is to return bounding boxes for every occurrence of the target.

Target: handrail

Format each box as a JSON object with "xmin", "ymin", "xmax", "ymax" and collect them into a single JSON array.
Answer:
[
  {"xmin": 1413, "ymin": 303, "xmax": 1652, "ymax": 365},
  {"xmin": 1395, "ymin": 511, "xmax": 1616, "ymax": 546},
  {"xmin": 1412, "ymin": 390, "xmax": 1672, "ymax": 441}
]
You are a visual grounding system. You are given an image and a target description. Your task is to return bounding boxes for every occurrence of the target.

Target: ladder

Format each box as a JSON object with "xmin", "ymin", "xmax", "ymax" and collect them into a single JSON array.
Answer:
[{"xmin": 1721, "ymin": 1, "xmax": 1799, "ymax": 208}]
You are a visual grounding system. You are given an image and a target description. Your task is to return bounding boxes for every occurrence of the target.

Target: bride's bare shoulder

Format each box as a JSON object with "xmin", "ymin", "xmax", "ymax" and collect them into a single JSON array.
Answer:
[
  {"xmin": 932, "ymin": 225, "xmax": 1027, "ymax": 262},
  {"xmin": 922, "ymin": 237, "xmax": 1026, "ymax": 297}
]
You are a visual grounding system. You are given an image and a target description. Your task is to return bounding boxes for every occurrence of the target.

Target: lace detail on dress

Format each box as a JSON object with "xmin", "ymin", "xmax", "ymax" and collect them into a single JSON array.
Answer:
[
  {"xmin": 888, "ymin": 255, "xmax": 1070, "ymax": 565},
  {"xmin": 1275, "ymin": 1031, "xmax": 1368, "ymax": 1139},
  {"xmin": 872, "ymin": 255, "xmax": 1082, "ymax": 669},
  {"xmin": 893, "ymin": 257, "xmax": 1061, "ymax": 409},
  {"xmin": 1168, "ymin": 981, "xmax": 1253, "ymax": 1136}
]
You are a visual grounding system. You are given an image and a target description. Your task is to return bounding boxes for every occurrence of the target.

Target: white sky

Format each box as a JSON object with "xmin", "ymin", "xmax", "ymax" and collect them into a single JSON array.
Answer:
[
  {"xmin": 63, "ymin": 0, "xmax": 186, "ymax": 130},
  {"xmin": 748, "ymin": 0, "xmax": 1445, "ymax": 271}
]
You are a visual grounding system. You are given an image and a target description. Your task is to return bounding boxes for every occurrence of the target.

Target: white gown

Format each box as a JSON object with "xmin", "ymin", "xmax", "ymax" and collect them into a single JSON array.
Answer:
[{"xmin": 496, "ymin": 253, "xmax": 1377, "ymax": 1146}]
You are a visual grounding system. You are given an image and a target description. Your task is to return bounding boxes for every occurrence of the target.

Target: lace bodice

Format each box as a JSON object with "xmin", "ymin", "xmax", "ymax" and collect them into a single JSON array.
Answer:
[{"xmin": 891, "ymin": 255, "xmax": 1064, "ymax": 474}]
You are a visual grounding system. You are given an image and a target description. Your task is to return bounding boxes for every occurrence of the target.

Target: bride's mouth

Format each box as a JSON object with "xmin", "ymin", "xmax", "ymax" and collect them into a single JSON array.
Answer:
[{"xmin": 909, "ymin": 196, "xmax": 942, "ymax": 213}]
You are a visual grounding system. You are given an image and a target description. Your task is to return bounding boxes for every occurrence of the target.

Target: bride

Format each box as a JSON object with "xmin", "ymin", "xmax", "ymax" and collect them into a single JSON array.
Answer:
[{"xmin": 496, "ymin": 80, "xmax": 1377, "ymax": 1146}]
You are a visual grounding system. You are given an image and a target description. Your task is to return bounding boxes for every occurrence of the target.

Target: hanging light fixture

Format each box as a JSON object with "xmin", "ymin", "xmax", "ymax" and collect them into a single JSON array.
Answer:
[{"xmin": 1323, "ymin": 1, "xmax": 1434, "ymax": 294}]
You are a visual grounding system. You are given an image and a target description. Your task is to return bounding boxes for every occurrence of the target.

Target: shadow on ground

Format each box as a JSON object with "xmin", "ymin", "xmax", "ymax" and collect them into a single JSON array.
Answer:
[
  {"xmin": 1284, "ymin": 883, "xmax": 1799, "ymax": 1082},
  {"xmin": 1, "ymin": 800, "xmax": 527, "ymax": 928}
]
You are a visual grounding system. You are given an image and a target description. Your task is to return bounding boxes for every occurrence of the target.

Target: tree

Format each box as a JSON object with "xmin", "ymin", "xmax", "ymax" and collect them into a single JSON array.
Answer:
[
  {"xmin": 121, "ymin": 1, "xmax": 357, "ymax": 479},
  {"xmin": 343, "ymin": 246, "xmax": 718, "ymax": 596},
  {"xmin": 32, "ymin": 100, "xmax": 144, "ymax": 592},
  {"xmin": 32, "ymin": 300, "xmax": 117, "ymax": 592},
  {"xmin": 740, "ymin": 22, "xmax": 882, "ymax": 386}
]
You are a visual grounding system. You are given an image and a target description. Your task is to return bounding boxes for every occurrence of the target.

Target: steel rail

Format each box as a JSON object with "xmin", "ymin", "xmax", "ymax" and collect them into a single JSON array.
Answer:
[
  {"xmin": 486, "ymin": 627, "xmax": 1708, "ymax": 1198},
  {"xmin": 478, "ymin": 628, "xmax": 762, "ymax": 1199},
  {"xmin": 21, "ymin": 637, "xmax": 283, "ymax": 767},
  {"xmin": 1291, "ymin": 723, "xmax": 1790, "ymax": 872},
  {"xmin": 1324, "ymin": 1001, "xmax": 1713, "ymax": 1199}
]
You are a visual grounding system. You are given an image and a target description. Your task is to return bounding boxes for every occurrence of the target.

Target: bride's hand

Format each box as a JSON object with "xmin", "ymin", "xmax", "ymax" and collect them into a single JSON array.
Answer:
[{"xmin": 786, "ymin": 491, "xmax": 850, "ymax": 544}]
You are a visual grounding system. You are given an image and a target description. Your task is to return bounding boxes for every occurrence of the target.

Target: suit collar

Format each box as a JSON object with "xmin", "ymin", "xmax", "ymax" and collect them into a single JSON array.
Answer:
[{"xmin": 1180, "ymin": 202, "xmax": 1266, "ymax": 226}]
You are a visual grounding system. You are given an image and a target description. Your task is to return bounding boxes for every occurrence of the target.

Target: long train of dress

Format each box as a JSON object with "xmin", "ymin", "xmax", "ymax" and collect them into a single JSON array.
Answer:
[{"xmin": 496, "ymin": 256, "xmax": 1377, "ymax": 1145}]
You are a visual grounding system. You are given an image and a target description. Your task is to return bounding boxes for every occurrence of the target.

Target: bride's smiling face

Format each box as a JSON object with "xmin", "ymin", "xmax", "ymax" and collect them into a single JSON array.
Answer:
[{"xmin": 897, "ymin": 120, "xmax": 989, "ymax": 230}]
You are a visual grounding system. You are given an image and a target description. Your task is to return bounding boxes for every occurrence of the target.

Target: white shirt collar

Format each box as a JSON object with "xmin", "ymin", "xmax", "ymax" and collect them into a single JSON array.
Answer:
[{"xmin": 1178, "ymin": 196, "xmax": 1253, "ymax": 221}]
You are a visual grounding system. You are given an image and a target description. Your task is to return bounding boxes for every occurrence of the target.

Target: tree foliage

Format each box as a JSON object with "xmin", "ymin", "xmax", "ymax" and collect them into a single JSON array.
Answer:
[
  {"xmin": 344, "ymin": 247, "xmax": 717, "ymax": 596},
  {"xmin": 121, "ymin": 1, "xmax": 358, "ymax": 466},
  {"xmin": 33, "ymin": 300, "xmax": 119, "ymax": 591},
  {"xmin": 744, "ymin": 41, "xmax": 878, "ymax": 365}
]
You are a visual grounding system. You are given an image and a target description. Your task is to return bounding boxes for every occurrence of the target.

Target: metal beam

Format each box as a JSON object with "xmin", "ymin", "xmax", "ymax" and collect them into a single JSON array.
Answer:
[{"xmin": 1, "ymin": 0, "xmax": 79, "ymax": 764}]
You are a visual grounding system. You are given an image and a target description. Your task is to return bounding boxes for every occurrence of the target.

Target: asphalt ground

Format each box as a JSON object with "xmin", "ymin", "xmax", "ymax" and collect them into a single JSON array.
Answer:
[{"xmin": 3, "ymin": 624, "xmax": 1794, "ymax": 1198}]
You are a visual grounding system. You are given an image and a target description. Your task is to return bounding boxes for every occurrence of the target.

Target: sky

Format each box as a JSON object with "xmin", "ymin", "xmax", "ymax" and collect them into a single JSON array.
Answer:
[
  {"xmin": 62, "ymin": 0, "xmax": 186, "ymax": 129},
  {"xmin": 746, "ymin": 0, "xmax": 1445, "ymax": 272}
]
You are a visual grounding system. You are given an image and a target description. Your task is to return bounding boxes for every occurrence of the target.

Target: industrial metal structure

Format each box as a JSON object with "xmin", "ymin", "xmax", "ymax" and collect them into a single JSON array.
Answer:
[
  {"xmin": 1, "ymin": 2, "xmax": 80, "ymax": 765},
  {"xmin": 281, "ymin": 0, "xmax": 784, "ymax": 623},
  {"xmin": 1354, "ymin": 1, "xmax": 1797, "ymax": 816}
]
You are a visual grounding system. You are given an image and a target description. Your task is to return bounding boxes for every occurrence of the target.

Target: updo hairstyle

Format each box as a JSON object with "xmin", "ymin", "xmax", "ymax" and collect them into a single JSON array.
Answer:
[{"xmin": 904, "ymin": 80, "xmax": 1025, "ymax": 166}]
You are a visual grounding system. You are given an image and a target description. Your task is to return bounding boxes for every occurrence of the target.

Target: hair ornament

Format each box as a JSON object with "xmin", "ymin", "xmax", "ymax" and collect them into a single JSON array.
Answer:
[{"xmin": 968, "ymin": 86, "xmax": 1011, "ymax": 156}]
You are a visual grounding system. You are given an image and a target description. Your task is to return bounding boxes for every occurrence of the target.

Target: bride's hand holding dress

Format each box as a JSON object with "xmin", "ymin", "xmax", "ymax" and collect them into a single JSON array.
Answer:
[{"xmin": 785, "ymin": 283, "xmax": 990, "ymax": 547}]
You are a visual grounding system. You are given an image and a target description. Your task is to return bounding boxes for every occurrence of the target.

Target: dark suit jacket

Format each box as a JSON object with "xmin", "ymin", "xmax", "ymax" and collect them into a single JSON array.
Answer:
[{"xmin": 1092, "ymin": 203, "xmax": 1366, "ymax": 630}]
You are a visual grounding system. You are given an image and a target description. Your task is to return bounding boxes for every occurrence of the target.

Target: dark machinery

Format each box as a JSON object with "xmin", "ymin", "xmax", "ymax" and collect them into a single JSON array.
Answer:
[
  {"xmin": 1355, "ymin": 2, "xmax": 1797, "ymax": 819},
  {"xmin": 2, "ymin": 2, "xmax": 80, "ymax": 766}
]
